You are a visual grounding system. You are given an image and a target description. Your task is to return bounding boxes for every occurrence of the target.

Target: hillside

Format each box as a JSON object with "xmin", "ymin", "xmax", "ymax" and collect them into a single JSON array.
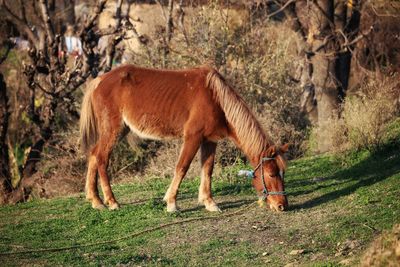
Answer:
[{"xmin": 0, "ymin": 140, "xmax": 399, "ymax": 266}]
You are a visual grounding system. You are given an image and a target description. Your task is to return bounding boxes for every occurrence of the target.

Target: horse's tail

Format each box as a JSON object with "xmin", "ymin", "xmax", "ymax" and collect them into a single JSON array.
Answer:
[{"xmin": 79, "ymin": 77, "xmax": 102, "ymax": 153}]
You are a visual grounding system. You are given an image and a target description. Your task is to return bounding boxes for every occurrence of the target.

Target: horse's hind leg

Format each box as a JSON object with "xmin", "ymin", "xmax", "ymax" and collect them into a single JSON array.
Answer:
[
  {"xmin": 95, "ymin": 129, "xmax": 121, "ymax": 210},
  {"xmin": 85, "ymin": 148, "xmax": 105, "ymax": 209},
  {"xmin": 163, "ymin": 135, "xmax": 202, "ymax": 212},
  {"xmin": 198, "ymin": 141, "xmax": 220, "ymax": 212}
]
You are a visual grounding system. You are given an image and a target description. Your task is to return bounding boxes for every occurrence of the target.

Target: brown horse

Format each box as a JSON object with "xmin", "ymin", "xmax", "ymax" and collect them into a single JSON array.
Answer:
[{"xmin": 80, "ymin": 65, "xmax": 289, "ymax": 212}]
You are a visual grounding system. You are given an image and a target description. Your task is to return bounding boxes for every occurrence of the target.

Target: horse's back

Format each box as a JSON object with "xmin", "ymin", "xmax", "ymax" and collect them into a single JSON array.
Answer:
[{"xmin": 91, "ymin": 65, "xmax": 227, "ymax": 140}]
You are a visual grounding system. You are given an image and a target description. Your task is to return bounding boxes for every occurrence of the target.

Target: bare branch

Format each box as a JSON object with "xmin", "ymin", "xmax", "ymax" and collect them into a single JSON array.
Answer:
[
  {"xmin": 18, "ymin": 0, "xmax": 27, "ymax": 23},
  {"xmin": 370, "ymin": 4, "xmax": 400, "ymax": 18},
  {"xmin": 100, "ymin": 0, "xmax": 126, "ymax": 71},
  {"xmin": 313, "ymin": 35, "xmax": 333, "ymax": 53},
  {"xmin": 156, "ymin": 0, "xmax": 174, "ymax": 67},
  {"xmin": 155, "ymin": 0, "xmax": 168, "ymax": 22},
  {"xmin": 81, "ymin": 0, "xmax": 108, "ymax": 33},
  {"xmin": 166, "ymin": 0, "xmax": 174, "ymax": 43},
  {"xmin": 38, "ymin": 0, "xmax": 55, "ymax": 45},
  {"xmin": 177, "ymin": 0, "xmax": 189, "ymax": 46},
  {"xmin": 114, "ymin": 0, "xmax": 123, "ymax": 29},
  {"xmin": 0, "ymin": 1, "xmax": 39, "ymax": 46},
  {"xmin": 310, "ymin": 0, "xmax": 336, "ymax": 31},
  {"xmin": 267, "ymin": 0, "xmax": 297, "ymax": 19},
  {"xmin": 33, "ymin": 81, "xmax": 56, "ymax": 97},
  {"xmin": 341, "ymin": 26, "xmax": 374, "ymax": 49},
  {"xmin": 312, "ymin": 24, "xmax": 374, "ymax": 56},
  {"xmin": 155, "ymin": 0, "xmax": 174, "ymax": 43}
]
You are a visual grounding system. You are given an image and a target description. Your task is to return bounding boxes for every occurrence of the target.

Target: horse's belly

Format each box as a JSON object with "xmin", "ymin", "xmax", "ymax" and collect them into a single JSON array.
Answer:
[{"xmin": 122, "ymin": 114, "xmax": 182, "ymax": 140}]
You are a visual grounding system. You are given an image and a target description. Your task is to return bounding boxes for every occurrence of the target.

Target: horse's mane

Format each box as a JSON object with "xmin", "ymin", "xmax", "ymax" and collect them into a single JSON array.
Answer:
[{"xmin": 206, "ymin": 69, "xmax": 271, "ymax": 157}]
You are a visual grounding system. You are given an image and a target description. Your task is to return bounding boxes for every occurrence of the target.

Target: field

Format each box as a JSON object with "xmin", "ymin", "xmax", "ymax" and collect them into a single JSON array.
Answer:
[
  {"xmin": 0, "ymin": 140, "xmax": 399, "ymax": 266},
  {"xmin": 1, "ymin": 1, "xmax": 400, "ymax": 266}
]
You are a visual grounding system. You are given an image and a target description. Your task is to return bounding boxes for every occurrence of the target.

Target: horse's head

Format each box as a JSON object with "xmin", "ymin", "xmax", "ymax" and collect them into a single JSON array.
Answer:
[{"xmin": 252, "ymin": 144, "xmax": 289, "ymax": 212}]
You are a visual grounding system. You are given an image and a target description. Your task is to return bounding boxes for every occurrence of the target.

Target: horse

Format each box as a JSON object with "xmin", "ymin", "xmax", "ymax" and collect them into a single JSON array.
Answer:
[{"xmin": 79, "ymin": 65, "xmax": 289, "ymax": 212}]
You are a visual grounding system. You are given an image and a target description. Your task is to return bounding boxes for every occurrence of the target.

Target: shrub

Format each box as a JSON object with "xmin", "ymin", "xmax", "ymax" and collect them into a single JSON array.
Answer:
[{"xmin": 329, "ymin": 74, "xmax": 400, "ymax": 152}]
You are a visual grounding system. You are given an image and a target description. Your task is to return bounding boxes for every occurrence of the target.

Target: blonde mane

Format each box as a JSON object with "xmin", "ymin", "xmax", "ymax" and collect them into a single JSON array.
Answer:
[{"xmin": 206, "ymin": 69, "xmax": 271, "ymax": 158}]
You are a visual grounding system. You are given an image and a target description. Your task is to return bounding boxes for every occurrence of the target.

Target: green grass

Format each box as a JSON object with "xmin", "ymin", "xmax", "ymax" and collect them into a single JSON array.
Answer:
[{"xmin": 0, "ymin": 142, "xmax": 399, "ymax": 266}]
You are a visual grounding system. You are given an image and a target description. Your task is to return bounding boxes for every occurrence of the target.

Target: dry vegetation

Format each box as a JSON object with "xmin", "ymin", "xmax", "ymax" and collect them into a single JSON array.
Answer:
[
  {"xmin": 320, "ymin": 73, "xmax": 400, "ymax": 153},
  {"xmin": 361, "ymin": 224, "xmax": 400, "ymax": 267}
]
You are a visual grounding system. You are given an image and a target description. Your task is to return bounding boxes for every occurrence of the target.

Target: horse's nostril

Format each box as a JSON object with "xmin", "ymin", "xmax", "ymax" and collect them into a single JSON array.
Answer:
[{"xmin": 278, "ymin": 204, "xmax": 285, "ymax": 211}]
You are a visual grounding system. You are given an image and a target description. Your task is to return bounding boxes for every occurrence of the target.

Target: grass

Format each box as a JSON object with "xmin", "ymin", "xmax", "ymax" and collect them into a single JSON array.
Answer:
[{"xmin": 0, "ymin": 142, "xmax": 399, "ymax": 266}]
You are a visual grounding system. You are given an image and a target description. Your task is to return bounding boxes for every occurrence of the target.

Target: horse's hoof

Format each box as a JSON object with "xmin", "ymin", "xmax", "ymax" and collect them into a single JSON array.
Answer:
[
  {"xmin": 92, "ymin": 203, "xmax": 106, "ymax": 210},
  {"xmin": 206, "ymin": 204, "xmax": 222, "ymax": 213},
  {"xmin": 166, "ymin": 204, "xmax": 179, "ymax": 213},
  {"xmin": 109, "ymin": 202, "xmax": 120, "ymax": 210}
]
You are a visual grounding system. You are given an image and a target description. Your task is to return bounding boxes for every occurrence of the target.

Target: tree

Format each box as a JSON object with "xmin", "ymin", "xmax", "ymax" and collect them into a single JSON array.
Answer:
[
  {"xmin": 281, "ymin": 0, "xmax": 364, "ymax": 152},
  {"xmin": 0, "ymin": 0, "xmax": 133, "ymax": 203},
  {"xmin": 0, "ymin": 39, "xmax": 15, "ymax": 204}
]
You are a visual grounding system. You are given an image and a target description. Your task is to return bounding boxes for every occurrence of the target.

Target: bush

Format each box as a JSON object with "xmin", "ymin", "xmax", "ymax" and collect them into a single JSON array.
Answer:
[{"xmin": 329, "ymin": 74, "xmax": 400, "ymax": 152}]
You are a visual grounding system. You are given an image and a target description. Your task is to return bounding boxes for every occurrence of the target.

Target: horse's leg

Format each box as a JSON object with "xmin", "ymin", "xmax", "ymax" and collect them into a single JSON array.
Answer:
[
  {"xmin": 198, "ymin": 141, "xmax": 220, "ymax": 212},
  {"xmin": 95, "ymin": 129, "xmax": 121, "ymax": 210},
  {"xmin": 163, "ymin": 135, "xmax": 202, "ymax": 212},
  {"xmin": 85, "ymin": 146, "xmax": 105, "ymax": 209}
]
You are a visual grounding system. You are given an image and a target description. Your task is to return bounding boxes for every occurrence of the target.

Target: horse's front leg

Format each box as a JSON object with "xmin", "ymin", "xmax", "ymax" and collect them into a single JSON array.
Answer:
[
  {"xmin": 163, "ymin": 135, "xmax": 201, "ymax": 212},
  {"xmin": 198, "ymin": 141, "xmax": 221, "ymax": 212}
]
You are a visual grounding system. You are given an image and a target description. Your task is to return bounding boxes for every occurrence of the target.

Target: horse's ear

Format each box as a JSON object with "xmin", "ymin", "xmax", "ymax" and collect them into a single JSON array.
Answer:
[
  {"xmin": 280, "ymin": 143, "xmax": 289, "ymax": 154},
  {"xmin": 266, "ymin": 145, "xmax": 276, "ymax": 157}
]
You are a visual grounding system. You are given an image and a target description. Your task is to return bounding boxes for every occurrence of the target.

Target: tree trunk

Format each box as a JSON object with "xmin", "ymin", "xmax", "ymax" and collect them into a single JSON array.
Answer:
[
  {"xmin": 335, "ymin": 0, "xmax": 361, "ymax": 100},
  {"xmin": 0, "ymin": 73, "xmax": 12, "ymax": 204},
  {"xmin": 308, "ymin": 0, "xmax": 340, "ymax": 152},
  {"xmin": 285, "ymin": 1, "xmax": 318, "ymax": 125}
]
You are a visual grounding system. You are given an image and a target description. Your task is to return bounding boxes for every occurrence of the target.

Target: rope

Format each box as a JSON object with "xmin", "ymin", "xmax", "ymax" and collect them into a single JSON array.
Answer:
[{"xmin": 0, "ymin": 201, "xmax": 257, "ymax": 256}]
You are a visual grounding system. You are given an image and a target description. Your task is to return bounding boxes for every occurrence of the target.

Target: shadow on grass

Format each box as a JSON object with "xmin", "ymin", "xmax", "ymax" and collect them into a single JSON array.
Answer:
[
  {"xmin": 121, "ymin": 193, "xmax": 196, "ymax": 206},
  {"xmin": 290, "ymin": 143, "xmax": 400, "ymax": 210},
  {"xmin": 179, "ymin": 199, "xmax": 254, "ymax": 213},
  {"xmin": 120, "ymin": 183, "xmax": 254, "ymax": 207},
  {"xmin": 119, "ymin": 186, "xmax": 255, "ymax": 213}
]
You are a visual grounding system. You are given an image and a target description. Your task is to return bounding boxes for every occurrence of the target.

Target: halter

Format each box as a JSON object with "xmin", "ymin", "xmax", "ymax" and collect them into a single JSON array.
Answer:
[{"xmin": 251, "ymin": 156, "xmax": 286, "ymax": 200}]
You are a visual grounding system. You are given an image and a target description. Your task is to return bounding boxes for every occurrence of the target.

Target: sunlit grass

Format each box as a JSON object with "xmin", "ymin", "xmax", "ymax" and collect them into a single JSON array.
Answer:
[{"xmin": 0, "ymin": 142, "xmax": 399, "ymax": 266}]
